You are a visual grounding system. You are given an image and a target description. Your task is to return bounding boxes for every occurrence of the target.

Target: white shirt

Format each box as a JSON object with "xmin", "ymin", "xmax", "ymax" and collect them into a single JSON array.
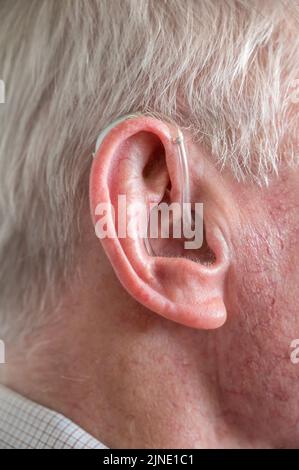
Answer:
[{"xmin": 0, "ymin": 385, "xmax": 107, "ymax": 449}]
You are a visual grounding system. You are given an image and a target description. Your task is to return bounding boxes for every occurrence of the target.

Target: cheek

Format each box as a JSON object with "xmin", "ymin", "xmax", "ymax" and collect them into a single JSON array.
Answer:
[
  {"xmin": 215, "ymin": 198, "xmax": 299, "ymax": 441},
  {"xmin": 227, "ymin": 218, "xmax": 294, "ymax": 355},
  {"xmin": 228, "ymin": 177, "xmax": 299, "ymax": 334},
  {"xmin": 232, "ymin": 225, "xmax": 296, "ymax": 324}
]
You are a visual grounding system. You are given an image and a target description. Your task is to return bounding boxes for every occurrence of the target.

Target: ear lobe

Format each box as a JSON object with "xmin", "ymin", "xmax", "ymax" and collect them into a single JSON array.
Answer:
[{"xmin": 90, "ymin": 116, "xmax": 229, "ymax": 330}]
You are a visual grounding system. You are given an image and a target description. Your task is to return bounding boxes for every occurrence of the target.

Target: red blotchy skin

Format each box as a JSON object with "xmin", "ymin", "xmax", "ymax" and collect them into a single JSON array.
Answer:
[{"xmin": 216, "ymin": 168, "xmax": 299, "ymax": 447}]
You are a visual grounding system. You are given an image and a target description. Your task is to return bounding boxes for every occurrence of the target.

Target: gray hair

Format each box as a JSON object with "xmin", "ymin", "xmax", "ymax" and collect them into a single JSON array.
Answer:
[{"xmin": 0, "ymin": 0, "xmax": 298, "ymax": 338}]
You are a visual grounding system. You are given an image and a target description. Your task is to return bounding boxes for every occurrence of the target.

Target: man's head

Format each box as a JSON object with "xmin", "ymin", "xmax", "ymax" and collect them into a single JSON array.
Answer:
[{"xmin": 0, "ymin": 0, "xmax": 299, "ymax": 448}]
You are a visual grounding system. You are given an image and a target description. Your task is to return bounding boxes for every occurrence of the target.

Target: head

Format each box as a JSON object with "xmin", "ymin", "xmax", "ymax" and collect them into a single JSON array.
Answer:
[{"xmin": 0, "ymin": 0, "xmax": 299, "ymax": 448}]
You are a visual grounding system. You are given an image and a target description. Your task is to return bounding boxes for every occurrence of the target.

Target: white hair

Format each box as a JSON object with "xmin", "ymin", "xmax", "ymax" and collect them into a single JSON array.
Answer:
[{"xmin": 0, "ymin": 0, "xmax": 298, "ymax": 338}]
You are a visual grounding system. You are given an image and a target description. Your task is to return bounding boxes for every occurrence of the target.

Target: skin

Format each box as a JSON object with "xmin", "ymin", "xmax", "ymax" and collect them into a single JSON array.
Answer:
[{"xmin": 0, "ymin": 117, "xmax": 299, "ymax": 449}]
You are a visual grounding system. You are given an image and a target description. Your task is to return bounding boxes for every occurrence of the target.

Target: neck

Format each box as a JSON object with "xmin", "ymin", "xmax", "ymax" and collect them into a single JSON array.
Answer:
[{"xmin": 1, "ymin": 312, "xmax": 270, "ymax": 449}]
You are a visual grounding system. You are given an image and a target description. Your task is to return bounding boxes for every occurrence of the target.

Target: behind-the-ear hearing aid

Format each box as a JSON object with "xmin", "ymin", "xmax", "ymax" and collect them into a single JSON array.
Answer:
[{"xmin": 93, "ymin": 114, "xmax": 194, "ymax": 257}]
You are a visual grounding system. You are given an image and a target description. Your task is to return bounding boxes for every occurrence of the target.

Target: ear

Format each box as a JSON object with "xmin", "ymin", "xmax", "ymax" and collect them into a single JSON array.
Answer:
[{"xmin": 89, "ymin": 116, "xmax": 230, "ymax": 329}]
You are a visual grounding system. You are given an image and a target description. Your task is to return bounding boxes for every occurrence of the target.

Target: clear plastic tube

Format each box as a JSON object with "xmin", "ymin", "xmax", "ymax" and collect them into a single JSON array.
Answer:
[
  {"xmin": 173, "ymin": 129, "xmax": 192, "ymax": 231},
  {"xmin": 145, "ymin": 128, "xmax": 192, "ymax": 256}
]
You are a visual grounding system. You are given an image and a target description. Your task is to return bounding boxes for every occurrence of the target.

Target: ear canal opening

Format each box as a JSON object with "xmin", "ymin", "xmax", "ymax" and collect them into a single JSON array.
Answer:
[
  {"xmin": 146, "ymin": 212, "xmax": 217, "ymax": 265},
  {"xmin": 167, "ymin": 219, "xmax": 217, "ymax": 266},
  {"xmin": 167, "ymin": 180, "xmax": 172, "ymax": 191},
  {"xmin": 194, "ymin": 222, "xmax": 216, "ymax": 266}
]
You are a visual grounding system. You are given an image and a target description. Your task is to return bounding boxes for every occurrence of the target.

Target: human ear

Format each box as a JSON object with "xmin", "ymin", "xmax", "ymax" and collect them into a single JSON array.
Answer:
[{"xmin": 90, "ymin": 115, "xmax": 230, "ymax": 329}]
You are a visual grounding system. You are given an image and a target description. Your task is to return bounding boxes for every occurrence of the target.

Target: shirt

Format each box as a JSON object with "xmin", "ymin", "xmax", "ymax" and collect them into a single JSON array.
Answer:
[{"xmin": 0, "ymin": 384, "xmax": 107, "ymax": 449}]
